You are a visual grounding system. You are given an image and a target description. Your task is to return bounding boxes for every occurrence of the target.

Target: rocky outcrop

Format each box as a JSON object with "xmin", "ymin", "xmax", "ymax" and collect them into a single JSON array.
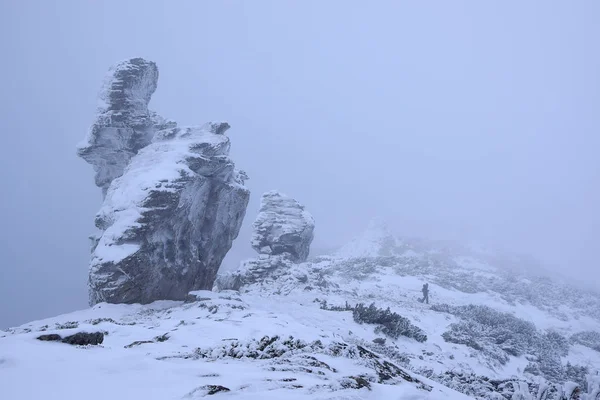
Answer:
[
  {"xmin": 252, "ymin": 191, "xmax": 315, "ymax": 262},
  {"xmin": 216, "ymin": 191, "xmax": 313, "ymax": 291},
  {"xmin": 215, "ymin": 254, "xmax": 294, "ymax": 291},
  {"xmin": 77, "ymin": 58, "xmax": 170, "ymax": 197},
  {"xmin": 37, "ymin": 332, "xmax": 105, "ymax": 346},
  {"xmin": 78, "ymin": 58, "xmax": 250, "ymax": 305}
]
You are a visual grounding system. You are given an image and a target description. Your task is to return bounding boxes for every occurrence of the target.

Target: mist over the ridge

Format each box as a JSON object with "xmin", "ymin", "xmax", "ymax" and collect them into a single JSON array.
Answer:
[{"xmin": 1, "ymin": 1, "xmax": 598, "ymax": 328}]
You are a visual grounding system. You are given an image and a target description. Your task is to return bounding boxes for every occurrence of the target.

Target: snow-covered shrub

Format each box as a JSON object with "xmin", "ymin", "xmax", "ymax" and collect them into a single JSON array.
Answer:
[
  {"xmin": 529, "ymin": 332, "xmax": 575, "ymax": 384},
  {"xmin": 570, "ymin": 331, "xmax": 600, "ymax": 353},
  {"xmin": 560, "ymin": 382, "xmax": 582, "ymax": 400},
  {"xmin": 353, "ymin": 303, "xmax": 427, "ymax": 342},
  {"xmin": 524, "ymin": 361, "xmax": 588, "ymax": 389},
  {"xmin": 586, "ymin": 371, "xmax": 600, "ymax": 400},
  {"xmin": 315, "ymin": 299, "xmax": 427, "ymax": 343},
  {"xmin": 55, "ymin": 321, "xmax": 79, "ymax": 330},
  {"xmin": 335, "ymin": 257, "xmax": 392, "ymax": 280},
  {"xmin": 188, "ymin": 336, "xmax": 431, "ymax": 390},
  {"xmin": 546, "ymin": 331, "xmax": 570, "ymax": 357},
  {"xmin": 415, "ymin": 369, "xmax": 506, "ymax": 398},
  {"xmin": 346, "ymin": 337, "xmax": 410, "ymax": 366},
  {"xmin": 434, "ymin": 304, "xmax": 588, "ymax": 386},
  {"xmin": 416, "ymin": 369, "xmax": 597, "ymax": 400},
  {"xmin": 563, "ymin": 363, "xmax": 589, "ymax": 389},
  {"xmin": 433, "ymin": 304, "xmax": 536, "ymax": 364},
  {"xmin": 194, "ymin": 335, "xmax": 322, "ymax": 360},
  {"xmin": 415, "ymin": 369, "xmax": 554, "ymax": 399},
  {"xmin": 441, "ymin": 320, "xmax": 510, "ymax": 364},
  {"xmin": 314, "ymin": 298, "xmax": 353, "ymax": 311},
  {"xmin": 528, "ymin": 353, "xmax": 564, "ymax": 384}
]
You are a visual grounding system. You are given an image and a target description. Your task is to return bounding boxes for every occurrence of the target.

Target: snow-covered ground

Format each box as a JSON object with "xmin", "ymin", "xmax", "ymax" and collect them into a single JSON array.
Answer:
[
  {"xmin": 0, "ymin": 291, "xmax": 471, "ymax": 400},
  {"xmin": 2, "ymin": 223, "xmax": 599, "ymax": 399}
]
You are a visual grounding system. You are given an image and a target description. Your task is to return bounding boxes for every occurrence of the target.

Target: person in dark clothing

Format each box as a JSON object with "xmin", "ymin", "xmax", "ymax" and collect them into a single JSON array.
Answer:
[{"xmin": 421, "ymin": 283, "xmax": 429, "ymax": 304}]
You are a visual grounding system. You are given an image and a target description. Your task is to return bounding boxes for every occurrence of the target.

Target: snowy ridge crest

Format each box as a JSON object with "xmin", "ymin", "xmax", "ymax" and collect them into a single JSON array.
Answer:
[
  {"xmin": 335, "ymin": 218, "xmax": 404, "ymax": 259},
  {"xmin": 215, "ymin": 220, "xmax": 600, "ymax": 398}
]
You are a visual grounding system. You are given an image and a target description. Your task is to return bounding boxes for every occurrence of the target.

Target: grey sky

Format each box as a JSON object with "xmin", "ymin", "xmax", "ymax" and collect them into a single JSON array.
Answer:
[{"xmin": 1, "ymin": 1, "xmax": 598, "ymax": 328}]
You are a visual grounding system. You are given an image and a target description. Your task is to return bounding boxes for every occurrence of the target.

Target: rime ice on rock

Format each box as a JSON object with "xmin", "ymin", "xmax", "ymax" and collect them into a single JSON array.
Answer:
[
  {"xmin": 216, "ymin": 191, "xmax": 314, "ymax": 291},
  {"xmin": 77, "ymin": 58, "xmax": 170, "ymax": 197},
  {"xmin": 251, "ymin": 191, "xmax": 315, "ymax": 263},
  {"xmin": 78, "ymin": 58, "xmax": 250, "ymax": 305}
]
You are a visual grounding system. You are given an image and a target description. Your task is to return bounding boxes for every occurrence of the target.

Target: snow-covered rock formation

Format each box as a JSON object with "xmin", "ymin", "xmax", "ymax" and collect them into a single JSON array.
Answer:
[
  {"xmin": 77, "ymin": 58, "xmax": 166, "ymax": 197},
  {"xmin": 216, "ymin": 191, "xmax": 314, "ymax": 291},
  {"xmin": 77, "ymin": 58, "xmax": 250, "ymax": 305},
  {"xmin": 252, "ymin": 191, "xmax": 315, "ymax": 262}
]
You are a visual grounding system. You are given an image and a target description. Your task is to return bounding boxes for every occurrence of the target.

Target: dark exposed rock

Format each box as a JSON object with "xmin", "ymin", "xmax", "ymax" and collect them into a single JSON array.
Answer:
[
  {"xmin": 184, "ymin": 385, "xmax": 231, "ymax": 398},
  {"xmin": 124, "ymin": 340, "xmax": 153, "ymax": 348},
  {"xmin": 341, "ymin": 376, "xmax": 372, "ymax": 390},
  {"xmin": 154, "ymin": 333, "xmax": 170, "ymax": 342},
  {"xmin": 78, "ymin": 59, "xmax": 250, "ymax": 305},
  {"xmin": 62, "ymin": 332, "xmax": 104, "ymax": 346},
  {"xmin": 123, "ymin": 334, "xmax": 168, "ymax": 349},
  {"xmin": 202, "ymin": 385, "xmax": 230, "ymax": 395},
  {"xmin": 37, "ymin": 332, "xmax": 105, "ymax": 346},
  {"xmin": 37, "ymin": 334, "xmax": 62, "ymax": 342}
]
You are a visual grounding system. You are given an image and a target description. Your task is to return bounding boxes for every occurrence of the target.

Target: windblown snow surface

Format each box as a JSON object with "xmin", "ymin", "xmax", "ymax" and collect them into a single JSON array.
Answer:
[{"xmin": 1, "ymin": 223, "xmax": 599, "ymax": 399}]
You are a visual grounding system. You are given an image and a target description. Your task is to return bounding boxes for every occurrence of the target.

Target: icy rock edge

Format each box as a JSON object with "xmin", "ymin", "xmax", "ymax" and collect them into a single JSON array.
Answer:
[
  {"xmin": 216, "ymin": 191, "xmax": 314, "ymax": 291},
  {"xmin": 78, "ymin": 58, "xmax": 250, "ymax": 305}
]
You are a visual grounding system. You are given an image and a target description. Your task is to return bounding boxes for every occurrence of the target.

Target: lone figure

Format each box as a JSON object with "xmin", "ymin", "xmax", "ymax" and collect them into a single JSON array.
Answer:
[{"xmin": 421, "ymin": 283, "xmax": 429, "ymax": 304}]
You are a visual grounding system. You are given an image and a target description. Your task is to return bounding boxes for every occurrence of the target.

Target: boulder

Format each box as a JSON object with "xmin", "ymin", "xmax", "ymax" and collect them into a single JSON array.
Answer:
[
  {"xmin": 36, "ymin": 332, "xmax": 104, "ymax": 346},
  {"xmin": 37, "ymin": 334, "xmax": 62, "ymax": 342},
  {"xmin": 215, "ymin": 254, "xmax": 293, "ymax": 291},
  {"xmin": 251, "ymin": 191, "xmax": 315, "ymax": 262},
  {"xmin": 215, "ymin": 192, "xmax": 314, "ymax": 291},
  {"xmin": 62, "ymin": 332, "xmax": 104, "ymax": 346}
]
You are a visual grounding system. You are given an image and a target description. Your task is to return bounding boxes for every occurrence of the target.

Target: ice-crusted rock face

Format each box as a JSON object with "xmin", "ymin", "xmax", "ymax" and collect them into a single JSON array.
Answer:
[
  {"xmin": 77, "ymin": 58, "xmax": 172, "ymax": 197},
  {"xmin": 251, "ymin": 191, "xmax": 315, "ymax": 262},
  {"xmin": 79, "ymin": 58, "xmax": 250, "ymax": 305},
  {"xmin": 216, "ymin": 192, "xmax": 314, "ymax": 291}
]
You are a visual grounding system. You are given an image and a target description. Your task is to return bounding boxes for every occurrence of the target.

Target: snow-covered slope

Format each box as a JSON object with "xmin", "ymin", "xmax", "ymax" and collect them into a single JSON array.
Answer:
[
  {"xmin": 1, "ymin": 222, "xmax": 599, "ymax": 399},
  {"xmin": 1, "ymin": 292, "xmax": 470, "ymax": 400}
]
